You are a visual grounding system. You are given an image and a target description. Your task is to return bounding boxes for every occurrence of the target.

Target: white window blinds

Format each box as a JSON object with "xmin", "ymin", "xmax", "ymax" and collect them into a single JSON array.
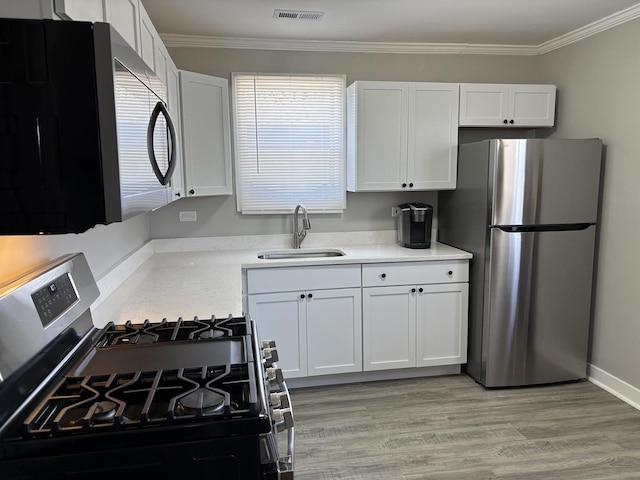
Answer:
[{"xmin": 233, "ymin": 74, "xmax": 346, "ymax": 213}]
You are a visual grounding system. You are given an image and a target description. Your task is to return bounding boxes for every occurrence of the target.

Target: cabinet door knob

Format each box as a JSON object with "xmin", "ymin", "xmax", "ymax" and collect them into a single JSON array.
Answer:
[
  {"xmin": 509, "ymin": 119, "xmax": 515, "ymax": 124},
  {"xmin": 175, "ymin": 192, "xmax": 181, "ymax": 197},
  {"xmin": 418, "ymin": 287, "xmax": 423, "ymax": 293},
  {"xmin": 503, "ymin": 119, "xmax": 508, "ymax": 124},
  {"xmin": 402, "ymin": 183, "xmax": 407, "ymax": 188},
  {"xmin": 447, "ymin": 270, "xmax": 453, "ymax": 275},
  {"xmin": 189, "ymin": 189, "xmax": 195, "ymax": 195},
  {"xmin": 411, "ymin": 288, "xmax": 416, "ymax": 293},
  {"xmin": 381, "ymin": 273, "xmax": 386, "ymax": 279},
  {"xmin": 409, "ymin": 183, "xmax": 414, "ymax": 188},
  {"xmin": 308, "ymin": 293, "xmax": 313, "ymax": 298},
  {"xmin": 300, "ymin": 294, "xmax": 305, "ymax": 299}
]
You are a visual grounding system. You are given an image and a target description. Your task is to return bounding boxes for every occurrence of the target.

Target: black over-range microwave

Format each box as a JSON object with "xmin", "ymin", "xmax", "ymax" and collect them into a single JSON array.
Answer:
[{"xmin": 0, "ymin": 18, "xmax": 177, "ymax": 234}]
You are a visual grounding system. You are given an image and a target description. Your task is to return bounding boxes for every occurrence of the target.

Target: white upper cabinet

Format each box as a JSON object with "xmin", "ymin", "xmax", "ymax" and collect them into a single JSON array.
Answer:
[
  {"xmin": 459, "ymin": 84, "xmax": 557, "ymax": 127},
  {"xmin": 54, "ymin": 0, "xmax": 106, "ymax": 21},
  {"xmin": 49, "ymin": 1, "xmax": 144, "ymax": 60},
  {"xmin": 105, "ymin": 0, "xmax": 140, "ymax": 52},
  {"xmin": 179, "ymin": 71, "xmax": 233, "ymax": 197},
  {"xmin": 138, "ymin": 3, "xmax": 159, "ymax": 71},
  {"xmin": 408, "ymin": 83, "xmax": 459, "ymax": 190},
  {"xmin": 166, "ymin": 61, "xmax": 185, "ymax": 200},
  {"xmin": 347, "ymin": 81, "xmax": 459, "ymax": 192}
]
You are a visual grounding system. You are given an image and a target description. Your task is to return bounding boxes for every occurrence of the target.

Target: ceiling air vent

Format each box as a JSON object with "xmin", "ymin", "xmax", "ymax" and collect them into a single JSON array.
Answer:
[{"xmin": 273, "ymin": 9, "xmax": 325, "ymax": 21}]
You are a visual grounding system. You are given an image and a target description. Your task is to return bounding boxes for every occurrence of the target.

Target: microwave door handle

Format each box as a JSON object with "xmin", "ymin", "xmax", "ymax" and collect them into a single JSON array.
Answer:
[{"xmin": 147, "ymin": 101, "xmax": 176, "ymax": 185}]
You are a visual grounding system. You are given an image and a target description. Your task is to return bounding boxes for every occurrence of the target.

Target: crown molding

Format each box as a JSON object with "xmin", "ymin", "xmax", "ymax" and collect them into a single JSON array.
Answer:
[
  {"xmin": 160, "ymin": 34, "xmax": 539, "ymax": 55},
  {"xmin": 538, "ymin": 3, "xmax": 640, "ymax": 54},
  {"xmin": 161, "ymin": 4, "xmax": 640, "ymax": 56}
]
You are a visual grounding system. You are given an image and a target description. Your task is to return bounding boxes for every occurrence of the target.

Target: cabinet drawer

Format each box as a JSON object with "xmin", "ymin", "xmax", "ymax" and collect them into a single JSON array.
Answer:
[
  {"xmin": 362, "ymin": 260, "xmax": 468, "ymax": 287},
  {"xmin": 247, "ymin": 264, "xmax": 361, "ymax": 294}
]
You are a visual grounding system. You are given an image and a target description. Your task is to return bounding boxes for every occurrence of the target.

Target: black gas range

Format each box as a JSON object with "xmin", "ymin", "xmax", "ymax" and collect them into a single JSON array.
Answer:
[{"xmin": 0, "ymin": 253, "xmax": 293, "ymax": 479}]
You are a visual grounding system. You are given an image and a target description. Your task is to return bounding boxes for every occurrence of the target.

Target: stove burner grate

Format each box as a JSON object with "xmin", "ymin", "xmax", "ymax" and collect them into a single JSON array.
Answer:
[
  {"xmin": 24, "ymin": 363, "xmax": 259, "ymax": 436},
  {"xmin": 97, "ymin": 315, "xmax": 248, "ymax": 346}
]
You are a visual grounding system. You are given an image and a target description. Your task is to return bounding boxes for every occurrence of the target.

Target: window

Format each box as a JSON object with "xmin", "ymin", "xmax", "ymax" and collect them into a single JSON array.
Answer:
[{"xmin": 232, "ymin": 73, "xmax": 346, "ymax": 213}]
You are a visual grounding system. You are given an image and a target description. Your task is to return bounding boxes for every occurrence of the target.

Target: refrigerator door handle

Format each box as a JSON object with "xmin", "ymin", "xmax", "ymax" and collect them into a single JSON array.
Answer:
[{"xmin": 495, "ymin": 223, "xmax": 592, "ymax": 233}]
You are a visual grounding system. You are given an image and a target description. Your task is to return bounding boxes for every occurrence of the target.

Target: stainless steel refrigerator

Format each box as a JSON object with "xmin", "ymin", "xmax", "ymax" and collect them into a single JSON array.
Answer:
[{"xmin": 439, "ymin": 138, "xmax": 602, "ymax": 387}]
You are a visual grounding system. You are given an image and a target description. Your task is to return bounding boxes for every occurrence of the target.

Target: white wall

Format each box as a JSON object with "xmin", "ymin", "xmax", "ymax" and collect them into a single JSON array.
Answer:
[
  {"xmin": 539, "ymin": 18, "xmax": 640, "ymax": 388},
  {"xmin": 150, "ymin": 48, "xmax": 541, "ymax": 238},
  {"xmin": 0, "ymin": 214, "xmax": 150, "ymax": 284}
]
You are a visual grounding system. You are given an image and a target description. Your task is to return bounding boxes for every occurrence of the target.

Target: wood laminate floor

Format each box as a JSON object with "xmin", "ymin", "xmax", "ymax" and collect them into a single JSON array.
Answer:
[{"xmin": 289, "ymin": 375, "xmax": 640, "ymax": 479}]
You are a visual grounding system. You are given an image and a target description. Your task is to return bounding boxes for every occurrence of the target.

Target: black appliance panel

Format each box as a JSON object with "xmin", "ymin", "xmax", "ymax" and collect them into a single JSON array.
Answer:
[{"xmin": 0, "ymin": 19, "xmax": 119, "ymax": 234}]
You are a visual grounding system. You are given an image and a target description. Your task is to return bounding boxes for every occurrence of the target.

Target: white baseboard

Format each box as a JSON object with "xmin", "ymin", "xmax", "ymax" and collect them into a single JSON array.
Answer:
[
  {"xmin": 588, "ymin": 363, "xmax": 640, "ymax": 411},
  {"xmin": 286, "ymin": 365, "xmax": 461, "ymax": 389}
]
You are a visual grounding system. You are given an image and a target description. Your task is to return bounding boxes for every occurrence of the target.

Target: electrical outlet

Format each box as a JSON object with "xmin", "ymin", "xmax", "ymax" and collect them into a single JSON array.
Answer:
[{"xmin": 179, "ymin": 211, "xmax": 197, "ymax": 222}]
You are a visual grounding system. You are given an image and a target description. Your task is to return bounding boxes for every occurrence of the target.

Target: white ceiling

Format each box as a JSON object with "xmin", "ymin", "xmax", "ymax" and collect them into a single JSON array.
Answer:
[{"xmin": 141, "ymin": 0, "xmax": 640, "ymax": 50}]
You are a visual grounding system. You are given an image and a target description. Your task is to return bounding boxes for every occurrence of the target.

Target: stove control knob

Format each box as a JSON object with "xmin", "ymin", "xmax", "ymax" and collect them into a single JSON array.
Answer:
[
  {"xmin": 269, "ymin": 392, "xmax": 290, "ymax": 408},
  {"xmin": 263, "ymin": 347, "xmax": 279, "ymax": 367},
  {"xmin": 262, "ymin": 339, "xmax": 276, "ymax": 349},
  {"xmin": 272, "ymin": 408, "xmax": 294, "ymax": 431},
  {"xmin": 266, "ymin": 367, "xmax": 284, "ymax": 385}
]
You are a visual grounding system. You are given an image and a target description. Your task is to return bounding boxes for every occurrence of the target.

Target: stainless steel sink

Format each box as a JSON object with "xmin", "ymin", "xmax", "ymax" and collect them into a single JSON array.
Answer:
[{"xmin": 257, "ymin": 249, "xmax": 346, "ymax": 260}]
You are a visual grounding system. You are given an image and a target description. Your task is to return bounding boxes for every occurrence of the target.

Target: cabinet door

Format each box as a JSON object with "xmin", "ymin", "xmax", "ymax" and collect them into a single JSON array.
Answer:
[
  {"xmin": 408, "ymin": 83, "xmax": 459, "ymax": 190},
  {"xmin": 508, "ymin": 85, "xmax": 556, "ymax": 127},
  {"xmin": 416, "ymin": 283, "xmax": 469, "ymax": 367},
  {"xmin": 105, "ymin": 0, "xmax": 140, "ymax": 52},
  {"xmin": 249, "ymin": 292, "xmax": 307, "ymax": 379},
  {"xmin": 306, "ymin": 288, "xmax": 362, "ymax": 376},
  {"xmin": 54, "ymin": 0, "xmax": 105, "ymax": 21},
  {"xmin": 459, "ymin": 84, "xmax": 509, "ymax": 126},
  {"xmin": 166, "ymin": 61, "xmax": 184, "ymax": 200},
  {"xmin": 348, "ymin": 82, "xmax": 408, "ymax": 191},
  {"xmin": 179, "ymin": 71, "xmax": 233, "ymax": 196},
  {"xmin": 363, "ymin": 286, "xmax": 416, "ymax": 371},
  {"xmin": 138, "ymin": 3, "xmax": 158, "ymax": 71}
]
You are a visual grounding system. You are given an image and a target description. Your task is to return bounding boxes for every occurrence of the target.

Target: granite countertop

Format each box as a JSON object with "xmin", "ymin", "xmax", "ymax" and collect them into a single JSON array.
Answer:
[{"xmin": 91, "ymin": 233, "xmax": 471, "ymax": 328}]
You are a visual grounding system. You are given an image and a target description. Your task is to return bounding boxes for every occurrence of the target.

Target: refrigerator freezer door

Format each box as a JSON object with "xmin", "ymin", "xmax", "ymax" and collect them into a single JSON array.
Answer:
[
  {"xmin": 483, "ymin": 226, "xmax": 596, "ymax": 387},
  {"xmin": 490, "ymin": 139, "xmax": 602, "ymax": 226}
]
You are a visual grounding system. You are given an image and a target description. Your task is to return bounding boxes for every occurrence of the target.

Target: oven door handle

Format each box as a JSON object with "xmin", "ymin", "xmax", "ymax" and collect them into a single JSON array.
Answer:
[{"xmin": 277, "ymin": 377, "xmax": 295, "ymax": 480}]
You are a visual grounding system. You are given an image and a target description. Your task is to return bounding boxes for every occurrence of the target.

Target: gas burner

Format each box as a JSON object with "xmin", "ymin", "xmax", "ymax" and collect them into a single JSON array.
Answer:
[
  {"xmin": 176, "ymin": 388, "xmax": 226, "ymax": 416},
  {"xmin": 92, "ymin": 401, "xmax": 117, "ymax": 423},
  {"xmin": 198, "ymin": 329, "xmax": 224, "ymax": 340},
  {"xmin": 134, "ymin": 333, "xmax": 157, "ymax": 344}
]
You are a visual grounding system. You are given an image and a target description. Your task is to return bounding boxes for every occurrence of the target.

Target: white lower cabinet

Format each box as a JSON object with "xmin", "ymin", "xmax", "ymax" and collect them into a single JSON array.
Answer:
[
  {"xmin": 363, "ymin": 285, "xmax": 416, "ymax": 371},
  {"xmin": 246, "ymin": 259, "xmax": 469, "ymax": 382},
  {"xmin": 362, "ymin": 261, "xmax": 469, "ymax": 372},
  {"xmin": 363, "ymin": 282, "xmax": 468, "ymax": 371},
  {"xmin": 247, "ymin": 265, "xmax": 362, "ymax": 379},
  {"xmin": 306, "ymin": 288, "xmax": 362, "ymax": 376},
  {"xmin": 416, "ymin": 283, "xmax": 468, "ymax": 367},
  {"xmin": 248, "ymin": 291, "xmax": 307, "ymax": 378},
  {"xmin": 248, "ymin": 288, "xmax": 362, "ymax": 379}
]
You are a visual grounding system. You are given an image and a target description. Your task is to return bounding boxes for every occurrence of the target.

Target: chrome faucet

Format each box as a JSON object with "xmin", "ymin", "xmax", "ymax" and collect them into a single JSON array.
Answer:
[{"xmin": 292, "ymin": 204, "xmax": 311, "ymax": 249}]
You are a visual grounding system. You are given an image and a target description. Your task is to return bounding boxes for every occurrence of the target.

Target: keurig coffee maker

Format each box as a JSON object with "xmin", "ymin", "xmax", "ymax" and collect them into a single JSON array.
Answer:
[{"xmin": 392, "ymin": 203, "xmax": 433, "ymax": 248}]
